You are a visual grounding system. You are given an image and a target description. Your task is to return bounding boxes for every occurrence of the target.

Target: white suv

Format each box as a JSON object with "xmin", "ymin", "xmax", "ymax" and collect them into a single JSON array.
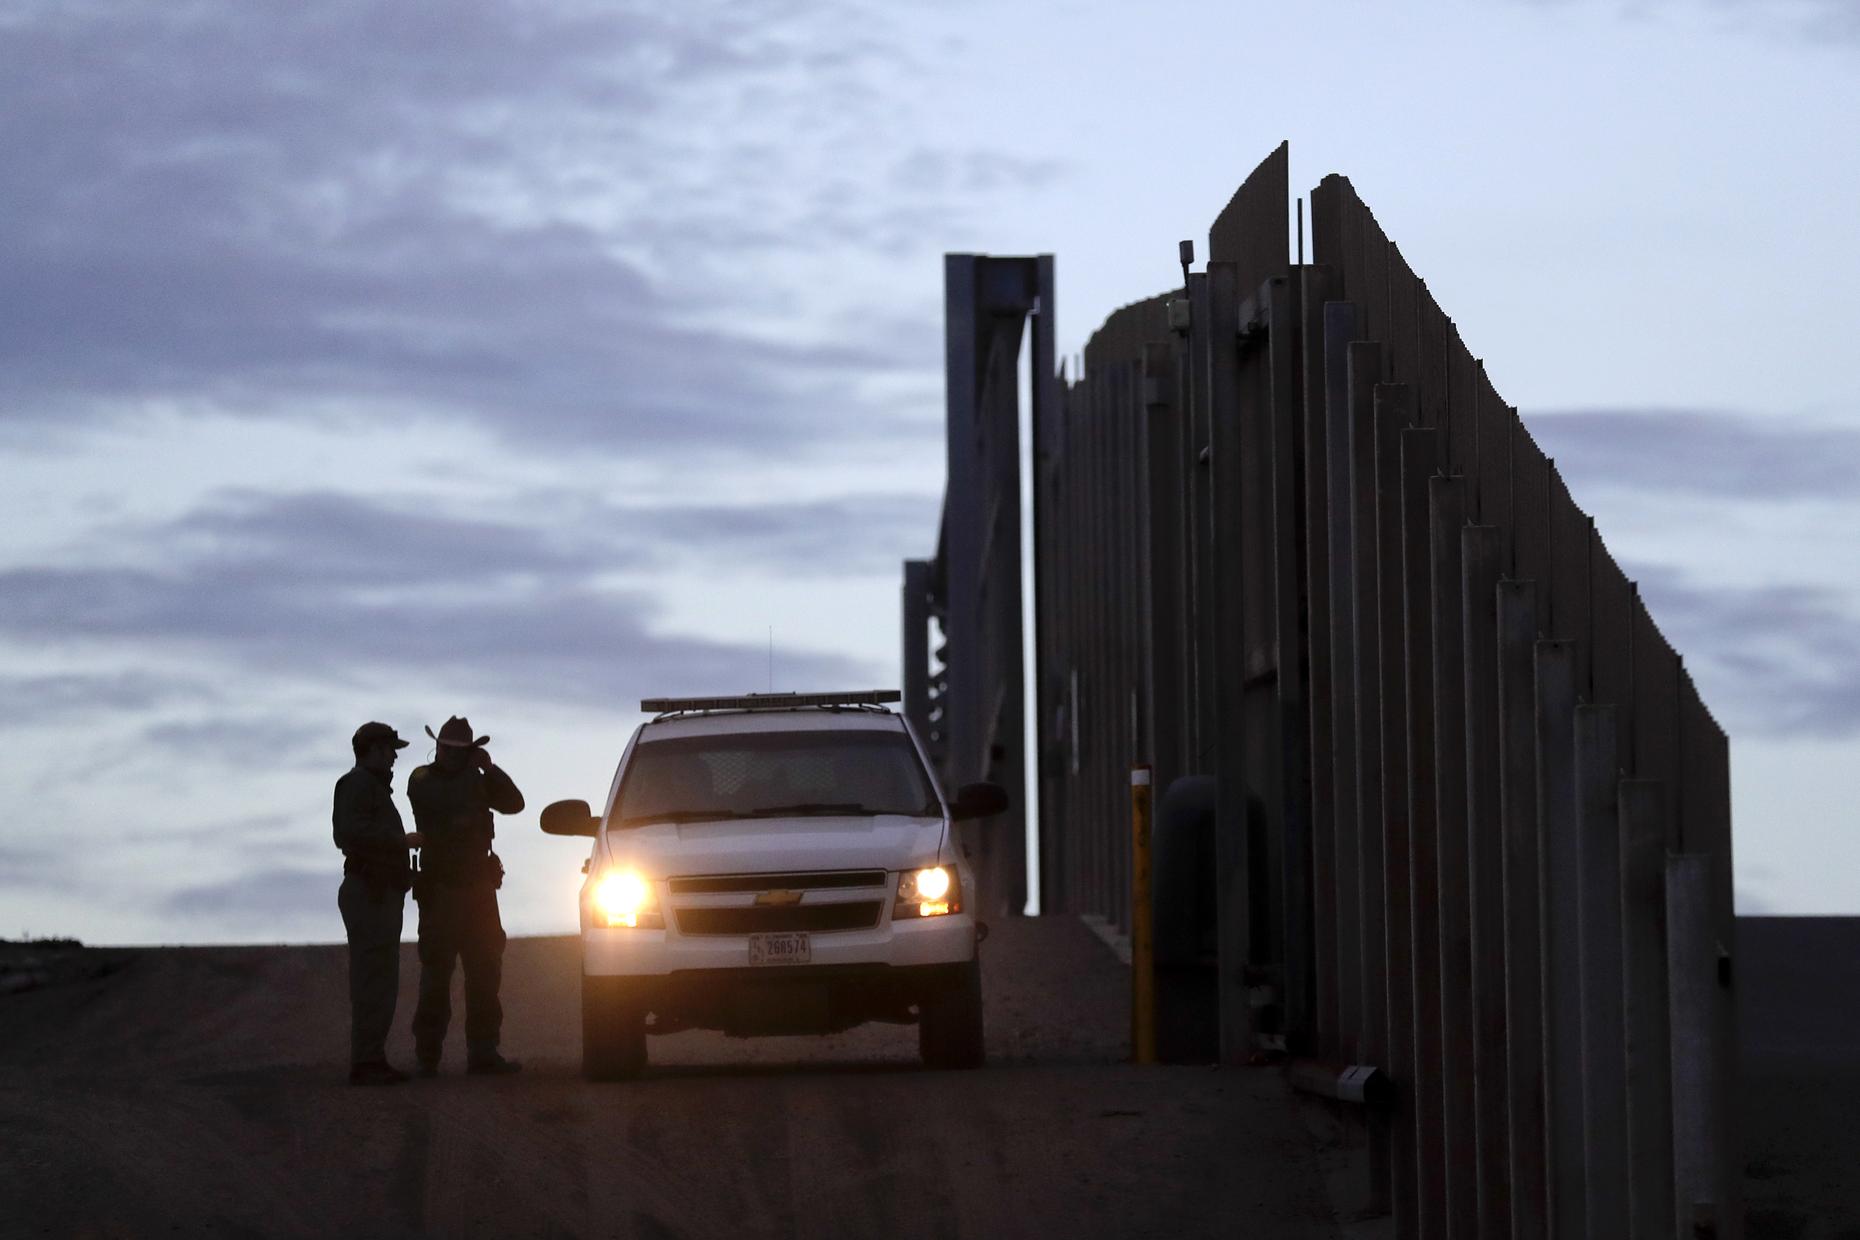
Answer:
[{"xmin": 540, "ymin": 690, "xmax": 1007, "ymax": 1080}]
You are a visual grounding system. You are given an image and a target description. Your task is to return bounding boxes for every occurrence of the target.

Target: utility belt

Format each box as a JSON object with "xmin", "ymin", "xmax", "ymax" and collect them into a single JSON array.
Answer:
[
  {"xmin": 412, "ymin": 850, "xmax": 504, "ymax": 902},
  {"xmin": 343, "ymin": 855, "xmax": 413, "ymax": 899}
]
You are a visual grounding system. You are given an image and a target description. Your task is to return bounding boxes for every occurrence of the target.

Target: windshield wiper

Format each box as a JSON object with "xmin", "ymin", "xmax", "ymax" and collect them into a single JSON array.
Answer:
[{"xmin": 746, "ymin": 802, "xmax": 905, "ymax": 818}]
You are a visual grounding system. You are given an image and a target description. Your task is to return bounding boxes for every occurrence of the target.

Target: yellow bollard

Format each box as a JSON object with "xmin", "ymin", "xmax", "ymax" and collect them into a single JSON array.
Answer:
[{"xmin": 1131, "ymin": 763, "xmax": 1156, "ymax": 1064}]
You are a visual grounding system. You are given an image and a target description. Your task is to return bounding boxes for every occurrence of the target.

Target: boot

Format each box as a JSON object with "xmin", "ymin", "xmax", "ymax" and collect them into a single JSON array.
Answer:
[
  {"xmin": 466, "ymin": 1052, "xmax": 522, "ymax": 1076},
  {"xmin": 349, "ymin": 1061, "xmax": 410, "ymax": 1086}
]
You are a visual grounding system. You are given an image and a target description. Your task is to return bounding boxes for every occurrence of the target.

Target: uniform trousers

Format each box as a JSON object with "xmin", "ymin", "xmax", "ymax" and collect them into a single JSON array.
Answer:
[
  {"xmin": 337, "ymin": 875, "xmax": 405, "ymax": 1066},
  {"xmin": 412, "ymin": 882, "xmax": 506, "ymax": 1064}
]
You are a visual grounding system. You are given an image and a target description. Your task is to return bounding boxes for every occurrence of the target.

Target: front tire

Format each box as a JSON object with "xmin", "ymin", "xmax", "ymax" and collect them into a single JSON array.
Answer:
[
  {"xmin": 582, "ymin": 973, "xmax": 646, "ymax": 1081},
  {"xmin": 918, "ymin": 957, "xmax": 985, "ymax": 1069}
]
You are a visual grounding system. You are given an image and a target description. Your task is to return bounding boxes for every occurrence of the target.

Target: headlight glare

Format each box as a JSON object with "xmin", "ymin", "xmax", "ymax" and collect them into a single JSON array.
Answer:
[
  {"xmin": 593, "ymin": 869, "xmax": 662, "ymax": 928},
  {"xmin": 894, "ymin": 866, "xmax": 959, "ymax": 918}
]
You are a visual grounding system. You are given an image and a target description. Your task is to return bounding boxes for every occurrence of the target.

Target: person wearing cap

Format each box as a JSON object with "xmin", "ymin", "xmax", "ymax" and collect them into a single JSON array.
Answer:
[
  {"xmin": 407, "ymin": 715, "xmax": 525, "ymax": 1076},
  {"xmin": 333, "ymin": 721, "xmax": 425, "ymax": 1086}
]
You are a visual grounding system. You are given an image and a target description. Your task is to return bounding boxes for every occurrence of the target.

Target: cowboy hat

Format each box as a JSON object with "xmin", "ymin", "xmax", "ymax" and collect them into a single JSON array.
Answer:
[{"xmin": 426, "ymin": 716, "xmax": 490, "ymax": 748}]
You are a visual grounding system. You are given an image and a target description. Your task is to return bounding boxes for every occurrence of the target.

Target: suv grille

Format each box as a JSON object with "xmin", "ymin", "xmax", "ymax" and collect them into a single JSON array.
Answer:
[
  {"xmin": 669, "ymin": 870, "xmax": 886, "ymax": 894},
  {"xmin": 675, "ymin": 902, "xmax": 883, "ymax": 936}
]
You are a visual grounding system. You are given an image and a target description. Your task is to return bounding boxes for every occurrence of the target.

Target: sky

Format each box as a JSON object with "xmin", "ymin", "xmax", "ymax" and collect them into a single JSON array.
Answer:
[{"xmin": 3, "ymin": 0, "xmax": 1857, "ymax": 943}]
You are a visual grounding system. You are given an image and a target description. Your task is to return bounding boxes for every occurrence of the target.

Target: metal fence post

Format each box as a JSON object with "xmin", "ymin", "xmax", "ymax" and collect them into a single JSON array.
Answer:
[
  {"xmin": 1348, "ymin": 340, "xmax": 1391, "ymax": 1212},
  {"xmin": 1460, "ymin": 524, "xmax": 1509, "ymax": 1238},
  {"xmin": 1536, "ymin": 639, "xmax": 1585, "ymax": 1239},
  {"xmin": 1498, "ymin": 580, "xmax": 1548, "ymax": 1240},
  {"xmin": 1575, "ymin": 704, "xmax": 1628, "ymax": 1237},
  {"xmin": 1142, "ymin": 342, "xmax": 1187, "ymax": 801},
  {"xmin": 1398, "ymin": 421, "xmax": 1442, "ymax": 1240},
  {"xmin": 1323, "ymin": 300, "xmax": 1363, "ymax": 1065},
  {"xmin": 1268, "ymin": 273, "xmax": 1315, "ymax": 1054},
  {"xmin": 1428, "ymin": 471, "xmax": 1477, "ymax": 1240},
  {"xmin": 1619, "ymin": 779, "xmax": 1675, "ymax": 1240},
  {"xmin": 1301, "ymin": 264, "xmax": 1343, "ymax": 1064},
  {"xmin": 1205, "ymin": 260, "xmax": 1253, "ymax": 1068}
]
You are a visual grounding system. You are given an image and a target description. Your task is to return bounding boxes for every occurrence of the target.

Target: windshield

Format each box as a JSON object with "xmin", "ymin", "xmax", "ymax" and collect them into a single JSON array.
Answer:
[{"xmin": 611, "ymin": 728, "xmax": 940, "ymax": 826}]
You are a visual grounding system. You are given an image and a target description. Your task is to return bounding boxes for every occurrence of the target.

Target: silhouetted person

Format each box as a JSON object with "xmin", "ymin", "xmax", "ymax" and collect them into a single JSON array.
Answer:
[
  {"xmin": 408, "ymin": 716, "xmax": 525, "ymax": 1075},
  {"xmin": 333, "ymin": 722, "xmax": 424, "ymax": 1086}
]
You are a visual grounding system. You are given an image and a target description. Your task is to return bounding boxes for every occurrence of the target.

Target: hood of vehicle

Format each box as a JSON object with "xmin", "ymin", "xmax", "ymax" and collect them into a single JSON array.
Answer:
[{"xmin": 602, "ymin": 814, "xmax": 947, "ymax": 878}]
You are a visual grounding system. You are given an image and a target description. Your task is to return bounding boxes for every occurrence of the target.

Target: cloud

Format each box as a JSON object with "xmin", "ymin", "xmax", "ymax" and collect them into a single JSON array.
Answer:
[
  {"xmin": 0, "ymin": 1, "xmax": 1055, "ymax": 456},
  {"xmin": 0, "ymin": 671, "xmax": 202, "ymax": 729},
  {"xmin": 1528, "ymin": 408, "xmax": 1860, "ymax": 502},
  {"xmin": 629, "ymin": 493, "xmax": 938, "ymax": 577},
  {"xmin": 119, "ymin": 813, "xmax": 299, "ymax": 849},
  {"xmin": 139, "ymin": 719, "xmax": 326, "ymax": 769},
  {"xmin": 0, "ymin": 564, "xmax": 866, "ymax": 708},
  {"xmin": 888, "ymin": 147, "xmax": 1070, "ymax": 197},
  {"xmin": 157, "ymin": 489, "xmax": 623, "ymax": 586},
  {"xmin": 1633, "ymin": 563, "xmax": 1860, "ymax": 738},
  {"xmin": 0, "ymin": 489, "xmax": 885, "ymax": 709},
  {"xmin": 0, "ymin": 189, "xmax": 906, "ymax": 455},
  {"xmin": 1511, "ymin": 0, "xmax": 1860, "ymax": 44},
  {"xmin": 160, "ymin": 865, "xmax": 334, "ymax": 929},
  {"xmin": 0, "ymin": 844, "xmax": 70, "ymax": 892},
  {"xmin": 1797, "ymin": 0, "xmax": 1860, "ymax": 42},
  {"xmin": 1713, "ymin": 0, "xmax": 1860, "ymax": 42}
]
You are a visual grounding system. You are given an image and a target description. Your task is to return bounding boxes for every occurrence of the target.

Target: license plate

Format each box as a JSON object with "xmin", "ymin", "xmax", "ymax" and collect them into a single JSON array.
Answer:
[{"xmin": 748, "ymin": 932, "xmax": 811, "ymax": 966}]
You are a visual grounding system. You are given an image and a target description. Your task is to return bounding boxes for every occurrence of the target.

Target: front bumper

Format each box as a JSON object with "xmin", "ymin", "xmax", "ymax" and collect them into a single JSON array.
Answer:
[
  {"xmin": 586, "ymin": 959, "xmax": 976, "ymax": 1036},
  {"xmin": 582, "ymin": 905, "xmax": 978, "ymax": 977}
]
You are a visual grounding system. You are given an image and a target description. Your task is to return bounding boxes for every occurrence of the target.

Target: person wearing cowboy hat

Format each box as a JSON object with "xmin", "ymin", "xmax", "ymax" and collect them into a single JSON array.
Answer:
[
  {"xmin": 407, "ymin": 715, "xmax": 525, "ymax": 1076},
  {"xmin": 333, "ymin": 721, "xmax": 425, "ymax": 1086}
]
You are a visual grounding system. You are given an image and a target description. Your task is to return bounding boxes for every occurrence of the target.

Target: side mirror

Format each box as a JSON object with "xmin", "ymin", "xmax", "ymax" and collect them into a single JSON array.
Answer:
[
  {"xmin": 950, "ymin": 782, "xmax": 1010, "ymax": 821},
  {"xmin": 540, "ymin": 798, "xmax": 599, "ymax": 837}
]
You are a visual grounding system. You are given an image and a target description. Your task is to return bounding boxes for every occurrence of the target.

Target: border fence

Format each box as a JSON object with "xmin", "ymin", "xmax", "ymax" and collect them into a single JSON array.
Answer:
[
  {"xmin": 904, "ymin": 144, "xmax": 1740, "ymax": 1239},
  {"xmin": 902, "ymin": 255, "xmax": 1051, "ymax": 921}
]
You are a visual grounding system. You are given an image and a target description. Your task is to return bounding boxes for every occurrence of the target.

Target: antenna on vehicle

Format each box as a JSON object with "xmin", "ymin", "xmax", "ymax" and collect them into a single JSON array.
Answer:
[{"xmin": 768, "ymin": 626, "xmax": 773, "ymax": 692}]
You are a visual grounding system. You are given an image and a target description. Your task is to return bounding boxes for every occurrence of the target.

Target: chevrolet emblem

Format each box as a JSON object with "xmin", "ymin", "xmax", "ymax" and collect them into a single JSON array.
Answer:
[{"xmin": 754, "ymin": 889, "xmax": 804, "ymax": 907}]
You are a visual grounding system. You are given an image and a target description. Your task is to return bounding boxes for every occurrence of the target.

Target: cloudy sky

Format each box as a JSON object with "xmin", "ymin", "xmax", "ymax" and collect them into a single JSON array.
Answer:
[{"xmin": 3, "ymin": 0, "xmax": 1856, "ymax": 943}]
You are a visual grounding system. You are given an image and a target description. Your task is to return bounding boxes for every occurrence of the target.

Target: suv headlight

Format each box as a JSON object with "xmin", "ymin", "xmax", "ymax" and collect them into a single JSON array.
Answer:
[
  {"xmin": 592, "ymin": 869, "xmax": 663, "ymax": 929},
  {"xmin": 894, "ymin": 866, "xmax": 960, "ymax": 918}
]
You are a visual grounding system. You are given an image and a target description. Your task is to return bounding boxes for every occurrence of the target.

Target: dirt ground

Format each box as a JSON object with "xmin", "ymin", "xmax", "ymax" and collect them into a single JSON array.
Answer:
[
  {"xmin": 0, "ymin": 916, "xmax": 1340, "ymax": 1239},
  {"xmin": 7, "ymin": 913, "xmax": 1841, "ymax": 1238}
]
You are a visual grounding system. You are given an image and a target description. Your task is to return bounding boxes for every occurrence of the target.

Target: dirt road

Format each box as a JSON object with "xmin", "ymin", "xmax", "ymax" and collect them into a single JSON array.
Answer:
[{"xmin": 0, "ymin": 916, "xmax": 1339, "ymax": 1238}]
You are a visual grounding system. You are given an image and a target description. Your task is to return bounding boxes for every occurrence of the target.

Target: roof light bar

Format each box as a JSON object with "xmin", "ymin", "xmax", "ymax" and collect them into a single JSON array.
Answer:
[{"xmin": 641, "ymin": 690, "xmax": 902, "ymax": 715}]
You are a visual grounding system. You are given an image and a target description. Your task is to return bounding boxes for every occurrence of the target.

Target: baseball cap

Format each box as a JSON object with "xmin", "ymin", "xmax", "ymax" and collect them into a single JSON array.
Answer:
[{"xmin": 352, "ymin": 721, "xmax": 411, "ymax": 750}]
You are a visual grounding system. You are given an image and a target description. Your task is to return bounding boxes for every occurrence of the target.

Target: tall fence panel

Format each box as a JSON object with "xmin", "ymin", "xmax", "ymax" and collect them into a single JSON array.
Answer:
[{"xmin": 912, "ymin": 254, "xmax": 1049, "ymax": 917}]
